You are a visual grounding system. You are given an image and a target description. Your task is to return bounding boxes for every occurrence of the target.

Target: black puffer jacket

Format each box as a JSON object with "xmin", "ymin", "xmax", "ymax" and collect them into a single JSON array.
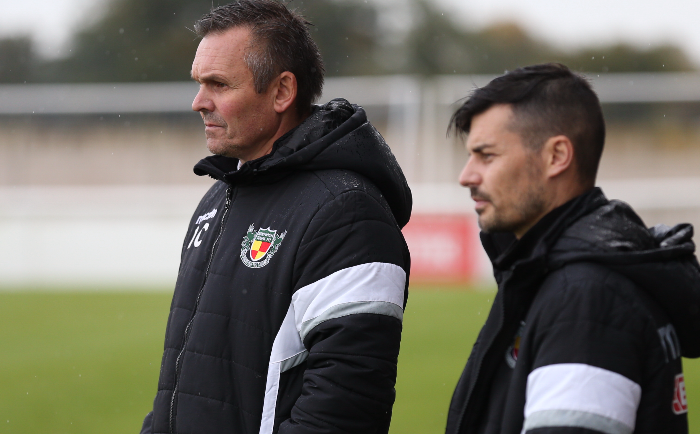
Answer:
[
  {"xmin": 446, "ymin": 188, "xmax": 700, "ymax": 434},
  {"xmin": 140, "ymin": 99, "xmax": 412, "ymax": 434}
]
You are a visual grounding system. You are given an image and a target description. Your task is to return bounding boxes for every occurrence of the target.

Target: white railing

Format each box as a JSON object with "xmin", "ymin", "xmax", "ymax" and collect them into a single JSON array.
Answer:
[
  {"xmin": 1, "ymin": 179, "xmax": 698, "ymax": 287},
  {"xmin": 3, "ymin": 73, "xmax": 700, "ymax": 115}
]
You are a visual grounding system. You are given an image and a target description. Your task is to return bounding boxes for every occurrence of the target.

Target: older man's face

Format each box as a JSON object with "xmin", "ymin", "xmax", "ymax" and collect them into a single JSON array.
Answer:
[
  {"xmin": 459, "ymin": 104, "xmax": 548, "ymax": 238},
  {"xmin": 191, "ymin": 27, "xmax": 279, "ymax": 162}
]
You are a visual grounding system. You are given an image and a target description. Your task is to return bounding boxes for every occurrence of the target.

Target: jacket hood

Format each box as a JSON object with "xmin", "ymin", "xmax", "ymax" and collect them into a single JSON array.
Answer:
[
  {"xmin": 481, "ymin": 188, "xmax": 700, "ymax": 357},
  {"xmin": 550, "ymin": 192, "xmax": 700, "ymax": 358},
  {"xmin": 193, "ymin": 98, "xmax": 412, "ymax": 227}
]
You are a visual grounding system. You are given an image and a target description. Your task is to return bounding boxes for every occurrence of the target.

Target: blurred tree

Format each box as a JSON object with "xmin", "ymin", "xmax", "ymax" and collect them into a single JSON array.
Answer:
[
  {"xmin": 4, "ymin": 0, "xmax": 697, "ymax": 83},
  {"xmin": 396, "ymin": 0, "xmax": 696, "ymax": 75},
  {"xmin": 566, "ymin": 44, "xmax": 696, "ymax": 73},
  {"xmin": 399, "ymin": 0, "xmax": 477, "ymax": 75},
  {"xmin": 297, "ymin": 0, "xmax": 383, "ymax": 76},
  {"xmin": 467, "ymin": 22, "xmax": 560, "ymax": 73},
  {"xmin": 39, "ymin": 0, "xmax": 214, "ymax": 82},
  {"xmin": 0, "ymin": 36, "xmax": 35, "ymax": 82},
  {"xmin": 35, "ymin": 0, "xmax": 382, "ymax": 82},
  {"xmin": 398, "ymin": 1, "xmax": 558, "ymax": 75}
]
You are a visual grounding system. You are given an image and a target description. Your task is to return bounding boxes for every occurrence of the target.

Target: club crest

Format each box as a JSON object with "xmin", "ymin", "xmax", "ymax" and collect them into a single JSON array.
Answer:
[
  {"xmin": 505, "ymin": 321, "xmax": 526, "ymax": 369},
  {"xmin": 240, "ymin": 224, "xmax": 286, "ymax": 268}
]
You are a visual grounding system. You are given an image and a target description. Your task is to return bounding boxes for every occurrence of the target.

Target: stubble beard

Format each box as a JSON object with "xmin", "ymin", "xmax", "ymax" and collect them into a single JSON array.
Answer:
[
  {"xmin": 473, "ymin": 166, "xmax": 547, "ymax": 235},
  {"xmin": 202, "ymin": 112, "xmax": 242, "ymax": 158},
  {"xmin": 206, "ymin": 135, "xmax": 245, "ymax": 159}
]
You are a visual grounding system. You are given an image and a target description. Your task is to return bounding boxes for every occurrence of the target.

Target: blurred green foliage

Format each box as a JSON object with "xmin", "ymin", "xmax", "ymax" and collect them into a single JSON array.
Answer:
[
  {"xmin": 0, "ymin": 36, "xmax": 35, "ymax": 82},
  {"xmin": 0, "ymin": 0, "xmax": 696, "ymax": 83},
  {"xmin": 400, "ymin": 0, "xmax": 696, "ymax": 75},
  {"xmin": 302, "ymin": 0, "xmax": 383, "ymax": 76},
  {"xmin": 38, "ymin": 0, "xmax": 214, "ymax": 82}
]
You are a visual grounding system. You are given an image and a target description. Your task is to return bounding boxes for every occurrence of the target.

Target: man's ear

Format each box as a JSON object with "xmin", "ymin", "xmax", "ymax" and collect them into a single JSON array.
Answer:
[
  {"xmin": 272, "ymin": 71, "xmax": 297, "ymax": 114},
  {"xmin": 542, "ymin": 135, "xmax": 574, "ymax": 179}
]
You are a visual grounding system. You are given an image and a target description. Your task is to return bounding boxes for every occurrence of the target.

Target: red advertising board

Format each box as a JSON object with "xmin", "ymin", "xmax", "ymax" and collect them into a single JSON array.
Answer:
[{"xmin": 401, "ymin": 214, "xmax": 481, "ymax": 283}]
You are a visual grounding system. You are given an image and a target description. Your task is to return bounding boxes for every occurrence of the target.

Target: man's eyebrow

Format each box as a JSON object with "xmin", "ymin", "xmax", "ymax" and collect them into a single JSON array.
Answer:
[
  {"xmin": 191, "ymin": 72, "xmax": 228, "ymax": 84},
  {"xmin": 469, "ymin": 143, "xmax": 494, "ymax": 154}
]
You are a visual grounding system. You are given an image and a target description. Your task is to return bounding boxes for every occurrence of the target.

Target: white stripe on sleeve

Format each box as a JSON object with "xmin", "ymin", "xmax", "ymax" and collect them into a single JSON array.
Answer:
[
  {"xmin": 259, "ymin": 262, "xmax": 405, "ymax": 434},
  {"xmin": 259, "ymin": 304, "xmax": 308, "ymax": 434},
  {"xmin": 524, "ymin": 363, "xmax": 642, "ymax": 434},
  {"xmin": 291, "ymin": 262, "xmax": 406, "ymax": 341},
  {"xmin": 269, "ymin": 303, "xmax": 306, "ymax": 366}
]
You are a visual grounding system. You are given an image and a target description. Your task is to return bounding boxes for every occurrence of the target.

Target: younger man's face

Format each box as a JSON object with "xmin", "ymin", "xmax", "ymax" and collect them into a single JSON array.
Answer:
[{"xmin": 459, "ymin": 104, "xmax": 548, "ymax": 238}]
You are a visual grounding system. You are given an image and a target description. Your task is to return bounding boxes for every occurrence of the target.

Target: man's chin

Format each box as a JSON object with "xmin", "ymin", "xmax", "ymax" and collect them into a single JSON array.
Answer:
[
  {"xmin": 477, "ymin": 216, "xmax": 489, "ymax": 232},
  {"xmin": 476, "ymin": 211, "xmax": 493, "ymax": 231},
  {"xmin": 207, "ymin": 141, "xmax": 234, "ymax": 158},
  {"xmin": 206, "ymin": 140, "xmax": 219, "ymax": 154},
  {"xmin": 477, "ymin": 215, "xmax": 507, "ymax": 234}
]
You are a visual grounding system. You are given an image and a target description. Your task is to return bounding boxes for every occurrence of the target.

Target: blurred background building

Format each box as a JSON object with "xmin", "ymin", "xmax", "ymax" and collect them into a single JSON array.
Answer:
[{"xmin": 1, "ymin": 0, "xmax": 699, "ymax": 288}]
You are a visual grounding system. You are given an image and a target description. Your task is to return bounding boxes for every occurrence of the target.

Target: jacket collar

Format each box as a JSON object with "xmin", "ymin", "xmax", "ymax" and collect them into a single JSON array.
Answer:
[
  {"xmin": 191, "ymin": 118, "xmax": 305, "ymax": 183},
  {"xmin": 189, "ymin": 98, "xmax": 413, "ymax": 228},
  {"xmin": 482, "ymin": 187, "xmax": 609, "ymax": 273}
]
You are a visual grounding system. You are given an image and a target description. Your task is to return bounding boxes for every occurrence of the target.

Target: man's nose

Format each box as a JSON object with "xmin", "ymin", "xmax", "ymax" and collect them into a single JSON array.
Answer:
[
  {"xmin": 458, "ymin": 157, "xmax": 480, "ymax": 187},
  {"xmin": 192, "ymin": 87, "xmax": 214, "ymax": 113}
]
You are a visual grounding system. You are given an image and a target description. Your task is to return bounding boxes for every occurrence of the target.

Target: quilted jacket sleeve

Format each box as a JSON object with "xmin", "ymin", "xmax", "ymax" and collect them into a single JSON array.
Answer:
[
  {"xmin": 518, "ymin": 263, "xmax": 685, "ymax": 434},
  {"xmin": 278, "ymin": 189, "xmax": 410, "ymax": 434}
]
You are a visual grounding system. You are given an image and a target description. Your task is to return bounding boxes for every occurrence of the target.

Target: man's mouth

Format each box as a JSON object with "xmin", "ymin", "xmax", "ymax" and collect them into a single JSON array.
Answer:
[
  {"xmin": 470, "ymin": 189, "xmax": 491, "ymax": 213},
  {"xmin": 202, "ymin": 112, "xmax": 227, "ymax": 130},
  {"xmin": 472, "ymin": 198, "xmax": 488, "ymax": 211}
]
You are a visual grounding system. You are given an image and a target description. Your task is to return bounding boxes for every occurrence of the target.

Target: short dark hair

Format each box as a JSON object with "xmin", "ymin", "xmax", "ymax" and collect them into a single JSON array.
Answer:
[
  {"xmin": 194, "ymin": 0, "xmax": 325, "ymax": 113},
  {"xmin": 450, "ymin": 63, "xmax": 605, "ymax": 184}
]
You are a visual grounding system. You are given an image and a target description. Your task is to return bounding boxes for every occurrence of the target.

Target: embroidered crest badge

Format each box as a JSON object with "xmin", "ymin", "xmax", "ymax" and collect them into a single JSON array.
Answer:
[
  {"xmin": 505, "ymin": 321, "xmax": 526, "ymax": 369},
  {"xmin": 240, "ymin": 224, "xmax": 286, "ymax": 268}
]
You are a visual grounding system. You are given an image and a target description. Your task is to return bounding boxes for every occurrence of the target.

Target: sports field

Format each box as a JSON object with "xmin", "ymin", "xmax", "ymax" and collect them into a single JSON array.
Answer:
[{"xmin": 1, "ymin": 288, "xmax": 698, "ymax": 433}]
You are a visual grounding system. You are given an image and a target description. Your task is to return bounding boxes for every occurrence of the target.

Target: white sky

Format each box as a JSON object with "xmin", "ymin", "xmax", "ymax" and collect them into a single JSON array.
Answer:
[
  {"xmin": 0, "ymin": 0, "xmax": 107, "ymax": 58},
  {"xmin": 435, "ymin": 0, "xmax": 700, "ymax": 64},
  {"xmin": 2, "ymin": 0, "xmax": 700, "ymax": 65}
]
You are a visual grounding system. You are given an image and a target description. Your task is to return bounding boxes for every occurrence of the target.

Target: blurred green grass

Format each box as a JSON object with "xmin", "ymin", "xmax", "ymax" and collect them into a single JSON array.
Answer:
[{"xmin": 0, "ymin": 288, "xmax": 698, "ymax": 433}]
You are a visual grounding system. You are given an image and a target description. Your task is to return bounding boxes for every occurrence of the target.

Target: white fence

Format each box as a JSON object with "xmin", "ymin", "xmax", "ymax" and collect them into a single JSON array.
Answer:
[
  {"xmin": 1, "ymin": 179, "xmax": 698, "ymax": 288},
  {"xmin": 5, "ymin": 73, "xmax": 700, "ymax": 115}
]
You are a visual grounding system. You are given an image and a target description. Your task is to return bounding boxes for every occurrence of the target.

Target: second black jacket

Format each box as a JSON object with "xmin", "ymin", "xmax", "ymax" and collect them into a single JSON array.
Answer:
[{"xmin": 446, "ymin": 188, "xmax": 700, "ymax": 434}]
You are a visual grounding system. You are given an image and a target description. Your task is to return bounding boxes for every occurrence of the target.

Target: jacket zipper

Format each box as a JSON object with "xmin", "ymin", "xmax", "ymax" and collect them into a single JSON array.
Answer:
[
  {"xmin": 169, "ymin": 186, "xmax": 234, "ymax": 434},
  {"xmin": 454, "ymin": 272, "xmax": 510, "ymax": 433},
  {"xmin": 454, "ymin": 265, "xmax": 539, "ymax": 433}
]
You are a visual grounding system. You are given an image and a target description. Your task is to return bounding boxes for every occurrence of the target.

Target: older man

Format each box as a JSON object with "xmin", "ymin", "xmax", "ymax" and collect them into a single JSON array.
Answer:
[
  {"xmin": 139, "ymin": 2, "xmax": 411, "ymax": 433},
  {"xmin": 446, "ymin": 63, "xmax": 700, "ymax": 434}
]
